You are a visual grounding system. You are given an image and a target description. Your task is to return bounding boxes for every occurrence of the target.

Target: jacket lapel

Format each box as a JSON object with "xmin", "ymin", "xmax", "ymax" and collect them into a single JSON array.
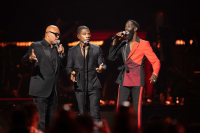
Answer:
[
  {"xmin": 88, "ymin": 43, "xmax": 93, "ymax": 65},
  {"xmin": 55, "ymin": 51, "xmax": 59, "ymax": 74},
  {"xmin": 76, "ymin": 43, "xmax": 83, "ymax": 68},
  {"xmin": 127, "ymin": 37, "xmax": 140, "ymax": 60},
  {"xmin": 41, "ymin": 40, "xmax": 54, "ymax": 71}
]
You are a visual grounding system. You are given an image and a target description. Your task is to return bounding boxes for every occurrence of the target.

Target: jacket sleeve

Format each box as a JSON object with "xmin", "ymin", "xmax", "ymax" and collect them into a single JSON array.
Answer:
[
  {"xmin": 143, "ymin": 41, "xmax": 161, "ymax": 76},
  {"xmin": 108, "ymin": 42, "xmax": 124, "ymax": 61},
  {"xmin": 60, "ymin": 55, "xmax": 67, "ymax": 68},
  {"xmin": 65, "ymin": 48, "xmax": 74, "ymax": 77},
  {"xmin": 98, "ymin": 46, "xmax": 106, "ymax": 70}
]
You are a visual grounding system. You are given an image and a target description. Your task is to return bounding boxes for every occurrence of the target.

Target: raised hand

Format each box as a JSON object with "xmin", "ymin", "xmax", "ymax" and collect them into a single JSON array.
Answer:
[
  {"xmin": 29, "ymin": 49, "xmax": 38, "ymax": 62},
  {"xmin": 96, "ymin": 63, "xmax": 104, "ymax": 73}
]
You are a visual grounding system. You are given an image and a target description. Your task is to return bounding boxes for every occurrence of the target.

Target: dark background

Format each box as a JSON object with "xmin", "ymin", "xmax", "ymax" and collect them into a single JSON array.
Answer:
[
  {"xmin": 1, "ymin": 1, "xmax": 200, "ymax": 131},
  {"xmin": 0, "ymin": 1, "xmax": 199, "ymax": 41},
  {"xmin": 0, "ymin": 1, "xmax": 200, "ymax": 104}
]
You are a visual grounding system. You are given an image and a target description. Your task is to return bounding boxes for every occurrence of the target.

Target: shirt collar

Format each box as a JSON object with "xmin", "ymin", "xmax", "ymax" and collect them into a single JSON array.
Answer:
[
  {"xmin": 136, "ymin": 36, "xmax": 140, "ymax": 43},
  {"xmin": 42, "ymin": 39, "xmax": 51, "ymax": 47},
  {"xmin": 42, "ymin": 39, "xmax": 57, "ymax": 49},
  {"xmin": 79, "ymin": 42, "xmax": 90, "ymax": 49},
  {"xmin": 125, "ymin": 36, "xmax": 140, "ymax": 43}
]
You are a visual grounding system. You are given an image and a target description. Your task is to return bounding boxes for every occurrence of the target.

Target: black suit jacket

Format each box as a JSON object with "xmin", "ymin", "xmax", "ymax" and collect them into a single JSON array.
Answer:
[
  {"xmin": 22, "ymin": 39, "xmax": 67, "ymax": 97},
  {"xmin": 66, "ymin": 43, "xmax": 106, "ymax": 91}
]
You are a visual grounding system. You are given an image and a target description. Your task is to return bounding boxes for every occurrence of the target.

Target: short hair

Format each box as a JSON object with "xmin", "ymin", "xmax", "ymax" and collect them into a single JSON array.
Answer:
[
  {"xmin": 127, "ymin": 20, "xmax": 140, "ymax": 30},
  {"xmin": 77, "ymin": 26, "xmax": 89, "ymax": 34}
]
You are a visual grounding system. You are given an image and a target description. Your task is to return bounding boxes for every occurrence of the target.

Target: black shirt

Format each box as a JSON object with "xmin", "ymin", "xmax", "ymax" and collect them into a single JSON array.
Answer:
[
  {"xmin": 126, "ymin": 42, "xmax": 130, "ymax": 59},
  {"xmin": 43, "ymin": 39, "xmax": 57, "ymax": 70}
]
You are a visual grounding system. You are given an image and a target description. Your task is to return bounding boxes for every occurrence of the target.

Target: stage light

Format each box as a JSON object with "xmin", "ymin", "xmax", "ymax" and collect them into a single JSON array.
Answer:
[
  {"xmin": 190, "ymin": 39, "xmax": 193, "ymax": 45},
  {"xmin": 176, "ymin": 97, "xmax": 179, "ymax": 105},
  {"xmin": 165, "ymin": 101, "xmax": 170, "ymax": 105},
  {"xmin": 0, "ymin": 42, "xmax": 34, "ymax": 47},
  {"xmin": 175, "ymin": 40, "xmax": 185, "ymax": 45},
  {"xmin": 68, "ymin": 41, "xmax": 104, "ymax": 47},
  {"xmin": 109, "ymin": 100, "xmax": 115, "ymax": 105},
  {"xmin": 157, "ymin": 43, "xmax": 160, "ymax": 48},
  {"xmin": 147, "ymin": 99, "xmax": 152, "ymax": 103},
  {"xmin": 63, "ymin": 104, "xmax": 71, "ymax": 111},
  {"xmin": 100, "ymin": 100, "xmax": 105, "ymax": 105}
]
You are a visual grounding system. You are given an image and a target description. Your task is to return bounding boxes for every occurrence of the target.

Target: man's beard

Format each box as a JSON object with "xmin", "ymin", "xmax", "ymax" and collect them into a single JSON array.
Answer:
[{"xmin": 125, "ymin": 29, "xmax": 135, "ymax": 40}]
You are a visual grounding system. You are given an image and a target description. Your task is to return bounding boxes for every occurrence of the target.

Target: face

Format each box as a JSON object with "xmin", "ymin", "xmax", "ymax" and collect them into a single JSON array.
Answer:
[
  {"xmin": 77, "ymin": 29, "xmax": 91, "ymax": 43},
  {"xmin": 125, "ymin": 21, "xmax": 137, "ymax": 40},
  {"xmin": 46, "ymin": 27, "xmax": 60, "ymax": 45}
]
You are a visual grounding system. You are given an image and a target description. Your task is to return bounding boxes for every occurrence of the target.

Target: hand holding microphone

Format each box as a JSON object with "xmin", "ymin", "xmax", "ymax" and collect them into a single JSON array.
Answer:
[
  {"xmin": 112, "ymin": 31, "xmax": 126, "ymax": 45},
  {"xmin": 56, "ymin": 40, "xmax": 64, "ymax": 58}
]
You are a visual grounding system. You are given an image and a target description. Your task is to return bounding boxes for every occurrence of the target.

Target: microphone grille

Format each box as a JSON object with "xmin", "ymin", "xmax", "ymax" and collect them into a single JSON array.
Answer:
[
  {"xmin": 122, "ymin": 31, "xmax": 126, "ymax": 35},
  {"xmin": 57, "ymin": 40, "xmax": 60, "ymax": 44},
  {"xmin": 84, "ymin": 41, "xmax": 89, "ymax": 44}
]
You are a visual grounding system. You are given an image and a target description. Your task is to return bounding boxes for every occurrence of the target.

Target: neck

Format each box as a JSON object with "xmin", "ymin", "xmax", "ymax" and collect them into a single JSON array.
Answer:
[
  {"xmin": 80, "ymin": 42, "xmax": 84, "ymax": 48},
  {"xmin": 44, "ymin": 37, "xmax": 53, "ymax": 46},
  {"xmin": 80, "ymin": 41, "xmax": 88, "ymax": 48},
  {"xmin": 129, "ymin": 32, "xmax": 137, "ymax": 44}
]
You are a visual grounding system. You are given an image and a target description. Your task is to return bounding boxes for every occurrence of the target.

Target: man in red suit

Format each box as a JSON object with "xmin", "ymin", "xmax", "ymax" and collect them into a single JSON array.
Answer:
[{"xmin": 109, "ymin": 20, "xmax": 160, "ymax": 129}]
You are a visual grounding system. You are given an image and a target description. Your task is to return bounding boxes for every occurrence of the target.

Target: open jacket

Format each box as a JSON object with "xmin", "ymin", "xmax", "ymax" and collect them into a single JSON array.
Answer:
[
  {"xmin": 109, "ymin": 37, "xmax": 160, "ymax": 87},
  {"xmin": 66, "ymin": 43, "xmax": 106, "ymax": 91},
  {"xmin": 21, "ymin": 39, "xmax": 67, "ymax": 97}
]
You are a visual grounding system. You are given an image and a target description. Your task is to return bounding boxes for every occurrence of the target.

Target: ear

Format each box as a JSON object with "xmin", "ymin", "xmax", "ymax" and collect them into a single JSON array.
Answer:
[
  {"xmin": 134, "ymin": 27, "xmax": 138, "ymax": 32},
  {"xmin": 77, "ymin": 34, "xmax": 80, "ymax": 40}
]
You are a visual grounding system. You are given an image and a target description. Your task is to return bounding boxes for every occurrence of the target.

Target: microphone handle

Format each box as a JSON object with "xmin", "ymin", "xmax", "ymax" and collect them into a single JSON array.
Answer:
[
  {"xmin": 112, "ymin": 31, "xmax": 126, "ymax": 40},
  {"xmin": 60, "ymin": 51, "xmax": 63, "ymax": 57},
  {"xmin": 57, "ymin": 44, "xmax": 63, "ymax": 58},
  {"xmin": 112, "ymin": 36, "xmax": 118, "ymax": 40}
]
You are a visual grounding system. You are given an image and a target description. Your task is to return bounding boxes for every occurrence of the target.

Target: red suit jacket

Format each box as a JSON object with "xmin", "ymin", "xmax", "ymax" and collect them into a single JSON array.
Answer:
[{"xmin": 109, "ymin": 37, "xmax": 160, "ymax": 87}]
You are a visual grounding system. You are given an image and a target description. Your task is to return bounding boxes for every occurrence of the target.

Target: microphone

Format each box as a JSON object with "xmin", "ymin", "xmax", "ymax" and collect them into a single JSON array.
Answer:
[
  {"xmin": 83, "ymin": 41, "xmax": 89, "ymax": 47},
  {"xmin": 112, "ymin": 31, "xmax": 126, "ymax": 40},
  {"xmin": 56, "ymin": 40, "xmax": 63, "ymax": 58},
  {"xmin": 83, "ymin": 41, "xmax": 89, "ymax": 44},
  {"xmin": 57, "ymin": 40, "xmax": 60, "ymax": 45}
]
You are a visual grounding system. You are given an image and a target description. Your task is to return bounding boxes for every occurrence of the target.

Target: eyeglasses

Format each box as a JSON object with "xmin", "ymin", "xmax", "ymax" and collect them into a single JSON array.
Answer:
[{"xmin": 47, "ymin": 31, "xmax": 61, "ymax": 37}]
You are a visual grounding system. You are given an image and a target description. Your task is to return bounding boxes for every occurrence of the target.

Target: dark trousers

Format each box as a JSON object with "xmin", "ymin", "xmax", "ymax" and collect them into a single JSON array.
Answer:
[
  {"xmin": 117, "ymin": 85, "xmax": 143, "ymax": 128},
  {"xmin": 33, "ymin": 89, "xmax": 58, "ymax": 132},
  {"xmin": 75, "ymin": 88, "xmax": 101, "ymax": 121}
]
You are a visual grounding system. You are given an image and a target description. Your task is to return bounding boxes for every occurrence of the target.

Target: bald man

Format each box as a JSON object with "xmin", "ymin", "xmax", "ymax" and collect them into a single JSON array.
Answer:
[{"xmin": 22, "ymin": 25, "xmax": 67, "ymax": 131}]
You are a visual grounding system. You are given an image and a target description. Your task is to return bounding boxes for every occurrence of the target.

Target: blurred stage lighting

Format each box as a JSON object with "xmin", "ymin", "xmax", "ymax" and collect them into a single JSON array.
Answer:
[
  {"xmin": 175, "ymin": 39, "xmax": 193, "ymax": 45},
  {"xmin": 0, "ymin": 42, "xmax": 34, "ymax": 47},
  {"xmin": 68, "ymin": 41, "xmax": 104, "ymax": 47},
  {"xmin": 175, "ymin": 40, "xmax": 185, "ymax": 45}
]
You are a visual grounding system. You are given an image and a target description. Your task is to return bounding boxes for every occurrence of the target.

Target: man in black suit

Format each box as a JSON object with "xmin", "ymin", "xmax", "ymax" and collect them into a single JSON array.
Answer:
[
  {"xmin": 66, "ymin": 26, "xmax": 106, "ymax": 123},
  {"xmin": 22, "ymin": 25, "xmax": 66, "ymax": 131}
]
